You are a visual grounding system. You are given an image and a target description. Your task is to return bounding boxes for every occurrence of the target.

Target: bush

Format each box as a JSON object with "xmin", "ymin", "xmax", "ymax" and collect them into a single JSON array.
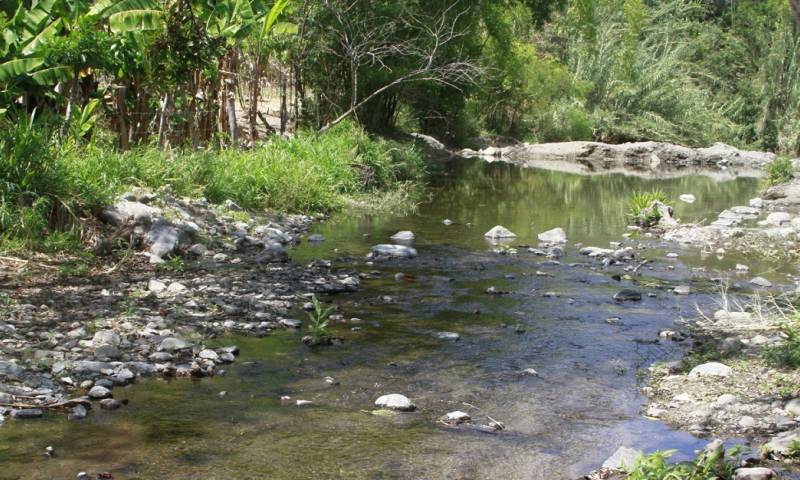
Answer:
[
  {"xmin": 765, "ymin": 157, "xmax": 794, "ymax": 186},
  {"xmin": 627, "ymin": 446, "xmax": 743, "ymax": 480}
]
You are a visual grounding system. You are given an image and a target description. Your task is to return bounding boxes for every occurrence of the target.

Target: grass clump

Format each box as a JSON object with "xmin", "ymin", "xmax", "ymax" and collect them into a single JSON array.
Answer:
[
  {"xmin": 765, "ymin": 157, "xmax": 795, "ymax": 187},
  {"xmin": 765, "ymin": 325, "xmax": 800, "ymax": 368},
  {"xmin": 304, "ymin": 295, "xmax": 334, "ymax": 345},
  {"xmin": 627, "ymin": 189, "xmax": 668, "ymax": 227}
]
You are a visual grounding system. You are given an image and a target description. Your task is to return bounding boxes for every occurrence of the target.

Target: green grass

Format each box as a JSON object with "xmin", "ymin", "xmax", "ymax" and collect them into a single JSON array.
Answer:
[
  {"xmin": 627, "ymin": 446, "xmax": 744, "ymax": 480},
  {"xmin": 765, "ymin": 157, "xmax": 795, "ymax": 187},
  {"xmin": 0, "ymin": 119, "xmax": 427, "ymax": 253},
  {"xmin": 765, "ymin": 325, "xmax": 800, "ymax": 367},
  {"xmin": 627, "ymin": 189, "xmax": 668, "ymax": 227}
]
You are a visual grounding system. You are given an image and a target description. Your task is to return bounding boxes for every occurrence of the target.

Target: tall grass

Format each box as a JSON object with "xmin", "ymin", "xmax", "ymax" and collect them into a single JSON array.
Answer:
[{"xmin": 0, "ymin": 120, "xmax": 427, "ymax": 252}]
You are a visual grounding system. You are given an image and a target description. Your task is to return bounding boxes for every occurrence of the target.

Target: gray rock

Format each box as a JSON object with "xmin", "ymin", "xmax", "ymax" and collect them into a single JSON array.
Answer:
[
  {"xmin": 749, "ymin": 198, "xmax": 764, "ymax": 208},
  {"xmin": 88, "ymin": 386, "xmax": 112, "ymax": 399},
  {"xmin": 733, "ymin": 467, "xmax": 777, "ymax": 480},
  {"xmin": 307, "ymin": 234, "xmax": 325, "ymax": 242},
  {"xmin": 613, "ymin": 290, "xmax": 642, "ymax": 302},
  {"xmin": 0, "ymin": 361, "xmax": 23, "ymax": 379},
  {"xmin": 764, "ymin": 428, "xmax": 800, "ymax": 455},
  {"xmin": 256, "ymin": 242, "xmax": 289, "ymax": 263},
  {"xmin": 764, "ymin": 212, "xmax": 792, "ymax": 226},
  {"xmin": 0, "ymin": 392, "xmax": 12, "ymax": 404},
  {"xmin": 679, "ymin": 194, "xmax": 696, "ymax": 204},
  {"xmin": 147, "ymin": 219, "xmax": 184, "ymax": 259},
  {"xmin": 198, "ymin": 349, "xmax": 218, "ymax": 361},
  {"xmin": 538, "ymin": 227, "xmax": 567, "ymax": 244},
  {"xmin": 390, "ymin": 231, "xmax": 415, "ymax": 241},
  {"xmin": 149, "ymin": 352, "xmax": 173, "ymax": 362},
  {"xmin": 435, "ymin": 332, "xmax": 460, "ymax": 341},
  {"xmin": 73, "ymin": 361, "xmax": 112, "ymax": 374},
  {"xmin": 374, "ymin": 394, "xmax": 416, "ymax": 411},
  {"xmin": 224, "ymin": 199, "xmax": 242, "ymax": 211},
  {"xmin": 442, "ymin": 411, "xmax": 471, "ymax": 425},
  {"xmin": 92, "ymin": 330, "xmax": 121, "ymax": 348},
  {"xmin": 159, "ymin": 337, "xmax": 192, "ymax": 352},
  {"xmin": 11, "ymin": 409, "xmax": 43, "ymax": 419},
  {"xmin": 786, "ymin": 398, "xmax": 800, "ymax": 417},
  {"xmin": 68, "ymin": 404, "xmax": 88, "ymax": 420},
  {"xmin": 148, "ymin": 279, "xmax": 167, "ymax": 293},
  {"xmin": 370, "ymin": 244, "xmax": 418, "ymax": 258},
  {"xmin": 484, "ymin": 225, "xmax": 517, "ymax": 239},
  {"xmin": 279, "ymin": 318, "xmax": 302, "ymax": 329},
  {"xmin": 673, "ymin": 285, "xmax": 691, "ymax": 295},
  {"xmin": 689, "ymin": 362, "xmax": 732, "ymax": 378},
  {"xmin": 739, "ymin": 416, "xmax": 756, "ymax": 429},
  {"xmin": 750, "ymin": 277, "xmax": 773, "ymax": 288},
  {"xmin": 166, "ymin": 282, "xmax": 188, "ymax": 295},
  {"xmin": 94, "ymin": 344, "xmax": 122, "ymax": 360},
  {"xmin": 602, "ymin": 446, "xmax": 643, "ymax": 472},
  {"xmin": 720, "ymin": 337, "xmax": 744, "ymax": 355},
  {"xmin": 103, "ymin": 201, "xmax": 161, "ymax": 225}
]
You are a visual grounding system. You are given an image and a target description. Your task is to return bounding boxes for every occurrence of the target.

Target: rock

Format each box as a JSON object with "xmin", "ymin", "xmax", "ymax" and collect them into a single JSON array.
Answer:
[
  {"xmin": 159, "ymin": 337, "xmax": 192, "ymax": 352},
  {"xmin": 714, "ymin": 394, "xmax": 738, "ymax": 408},
  {"xmin": 375, "ymin": 394, "xmax": 416, "ymax": 411},
  {"xmin": 148, "ymin": 279, "xmax": 167, "ymax": 293},
  {"xmin": 73, "ymin": 360, "xmax": 112, "ymax": 375},
  {"xmin": 295, "ymin": 400, "xmax": 313, "ymax": 407},
  {"xmin": 689, "ymin": 362, "xmax": 732, "ymax": 378},
  {"xmin": 94, "ymin": 344, "xmax": 121, "ymax": 360},
  {"xmin": 435, "ymin": 332, "xmax": 460, "ymax": 341},
  {"xmin": 224, "ymin": 199, "xmax": 242, "ymax": 211},
  {"xmin": 11, "ymin": 409, "xmax": 43, "ymax": 419},
  {"xmin": 750, "ymin": 277, "xmax": 773, "ymax": 288},
  {"xmin": 484, "ymin": 225, "xmax": 517, "ymax": 239},
  {"xmin": 166, "ymin": 282, "xmax": 188, "ymax": 295},
  {"xmin": 739, "ymin": 416, "xmax": 756, "ymax": 429},
  {"xmin": 764, "ymin": 428, "xmax": 800, "ymax": 455},
  {"xmin": 99, "ymin": 399, "xmax": 127, "ymax": 410},
  {"xmin": 88, "ymin": 386, "xmax": 112, "ymax": 399},
  {"xmin": 613, "ymin": 289, "xmax": 642, "ymax": 302},
  {"xmin": 442, "ymin": 411, "xmax": 471, "ymax": 425},
  {"xmin": 679, "ymin": 194, "xmax": 696, "ymax": 203},
  {"xmin": 279, "ymin": 318, "xmax": 302, "ymax": 329},
  {"xmin": 370, "ymin": 244, "xmax": 418, "ymax": 258},
  {"xmin": 443, "ymin": 219, "xmax": 454, "ymax": 226},
  {"xmin": 198, "ymin": 349, "xmax": 218, "ymax": 361},
  {"xmin": 538, "ymin": 227, "xmax": 567, "ymax": 244},
  {"xmin": 736, "ymin": 264, "xmax": 750, "ymax": 273},
  {"xmin": 673, "ymin": 285, "xmax": 691, "ymax": 295},
  {"xmin": 256, "ymin": 242, "xmax": 289, "ymax": 263},
  {"xmin": 147, "ymin": 219, "xmax": 184, "ymax": 260},
  {"xmin": 764, "ymin": 212, "xmax": 792, "ymax": 226},
  {"xmin": 785, "ymin": 398, "xmax": 800, "ymax": 417},
  {"xmin": 307, "ymin": 234, "xmax": 325, "ymax": 242},
  {"xmin": 733, "ymin": 467, "xmax": 777, "ymax": 480},
  {"xmin": 92, "ymin": 330, "xmax": 121, "ymax": 348},
  {"xmin": 390, "ymin": 231, "xmax": 415, "ymax": 241},
  {"xmin": 0, "ymin": 392, "xmax": 12, "ymax": 404},
  {"xmin": 103, "ymin": 200, "xmax": 161, "ymax": 225},
  {"xmin": 68, "ymin": 404, "xmax": 88, "ymax": 420},
  {"xmin": 602, "ymin": 446, "xmax": 643, "ymax": 472},
  {"xmin": 749, "ymin": 198, "xmax": 764, "ymax": 209},
  {"xmin": 720, "ymin": 337, "xmax": 745, "ymax": 355}
]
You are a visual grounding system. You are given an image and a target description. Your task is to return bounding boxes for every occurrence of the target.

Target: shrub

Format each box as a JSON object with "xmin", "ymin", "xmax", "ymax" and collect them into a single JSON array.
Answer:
[
  {"xmin": 765, "ymin": 157, "xmax": 794, "ymax": 186},
  {"xmin": 765, "ymin": 326, "xmax": 800, "ymax": 367},
  {"xmin": 628, "ymin": 445, "xmax": 743, "ymax": 480}
]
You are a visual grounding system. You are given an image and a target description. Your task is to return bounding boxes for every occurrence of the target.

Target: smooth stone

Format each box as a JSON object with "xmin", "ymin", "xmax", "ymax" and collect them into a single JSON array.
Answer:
[
  {"xmin": 689, "ymin": 362, "xmax": 732, "ymax": 378},
  {"xmin": 279, "ymin": 319, "xmax": 302, "ymax": 329},
  {"xmin": 442, "ymin": 219, "xmax": 454, "ymax": 226},
  {"xmin": 68, "ymin": 404, "xmax": 88, "ymax": 420},
  {"xmin": 673, "ymin": 285, "xmax": 690, "ymax": 295},
  {"xmin": 88, "ymin": 386, "xmax": 112, "ymax": 399},
  {"xmin": 375, "ymin": 394, "xmax": 416, "ymax": 411},
  {"xmin": 370, "ymin": 244, "xmax": 417, "ymax": 258},
  {"xmin": 159, "ymin": 337, "xmax": 192, "ymax": 352},
  {"xmin": 785, "ymin": 398, "xmax": 800, "ymax": 417},
  {"xmin": 443, "ymin": 411, "xmax": 471, "ymax": 424},
  {"xmin": 307, "ymin": 234, "xmax": 325, "ymax": 242},
  {"xmin": 602, "ymin": 446, "xmax": 643, "ymax": 472},
  {"xmin": 538, "ymin": 227, "xmax": 567, "ymax": 244},
  {"xmin": 198, "ymin": 349, "xmax": 218, "ymax": 361},
  {"xmin": 750, "ymin": 277, "xmax": 773, "ymax": 288},
  {"xmin": 435, "ymin": 332, "xmax": 460, "ymax": 341},
  {"xmin": 733, "ymin": 467, "xmax": 777, "ymax": 480},
  {"xmin": 613, "ymin": 289, "xmax": 642, "ymax": 302},
  {"xmin": 390, "ymin": 231, "xmax": 415, "ymax": 241},
  {"xmin": 484, "ymin": 225, "xmax": 517, "ymax": 239},
  {"xmin": 764, "ymin": 428, "xmax": 800, "ymax": 454},
  {"xmin": 749, "ymin": 197, "xmax": 764, "ymax": 208},
  {"xmin": 739, "ymin": 416, "xmax": 756, "ymax": 428},
  {"xmin": 11, "ymin": 409, "xmax": 43, "ymax": 419},
  {"xmin": 148, "ymin": 279, "xmax": 167, "ymax": 293},
  {"xmin": 92, "ymin": 330, "xmax": 121, "ymax": 348},
  {"xmin": 765, "ymin": 212, "xmax": 791, "ymax": 226},
  {"xmin": 679, "ymin": 194, "xmax": 696, "ymax": 203}
]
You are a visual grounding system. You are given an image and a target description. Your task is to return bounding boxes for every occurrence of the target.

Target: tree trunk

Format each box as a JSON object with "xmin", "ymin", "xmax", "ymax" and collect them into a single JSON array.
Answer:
[
  {"xmin": 280, "ymin": 69, "xmax": 288, "ymax": 135},
  {"xmin": 157, "ymin": 92, "xmax": 170, "ymax": 148},
  {"xmin": 61, "ymin": 75, "xmax": 80, "ymax": 136},
  {"xmin": 248, "ymin": 54, "xmax": 261, "ymax": 144},
  {"xmin": 226, "ymin": 89, "xmax": 238, "ymax": 147},
  {"xmin": 113, "ymin": 85, "xmax": 129, "ymax": 150}
]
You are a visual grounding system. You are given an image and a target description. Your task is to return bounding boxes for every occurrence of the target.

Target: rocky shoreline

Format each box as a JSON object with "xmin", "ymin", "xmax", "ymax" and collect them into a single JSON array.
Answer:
[{"xmin": 0, "ymin": 190, "xmax": 361, "ymax": 423}]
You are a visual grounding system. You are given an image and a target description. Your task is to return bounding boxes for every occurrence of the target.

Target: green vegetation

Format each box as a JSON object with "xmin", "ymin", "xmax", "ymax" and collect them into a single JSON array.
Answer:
[
  {"xmin": 305, "ymin": 295, "xmax": 334, "ymax": 344},
  {"xmin": 627, "ymin": 446, "xmax": 743, "ymax": 480},
  {"xmin": 765, "ymin": 157, "xmax": 796, "ymax": 186},
  {"xmin": 765, "ymin": 326, "xmax": 800, "ymax": 368},
  {"xmin": 627, "ymin": 189, "xmax": 668, "ymax": 227},
  {"xmin": 0, "ymin": 119, "xmax": 425, "ymax": 252}
]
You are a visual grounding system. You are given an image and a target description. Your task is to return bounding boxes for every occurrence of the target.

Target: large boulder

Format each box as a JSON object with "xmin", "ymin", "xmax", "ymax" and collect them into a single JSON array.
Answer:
[
  {"xmin": 689, "ymin": 362, "xmax": 732, "ymax": 378},
  {"xmin": 763, "ymin": 428, "xmax": 800, "ymax": 455},
  {"xmin": 602, "ymin": 446, "xmax": 642, "ymax": 472},
  {"xmin": 256, "ymin": 242, "xmax": 289, "ymax": 263},
  {"xmin": 146, "ymin": 219, "xmax": 185, "ymax": 260},
  {"xmin": 101, "ymin": 200, "xmax": 162, "ymax": 225},
  {"xmin": 92, "ymin": 330, "xmax": 121, "ymax": 348}
]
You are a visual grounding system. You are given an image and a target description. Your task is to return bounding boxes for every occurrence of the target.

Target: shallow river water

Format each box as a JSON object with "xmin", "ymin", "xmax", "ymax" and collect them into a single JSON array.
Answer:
[{"xmin": 0, "ymin": 158, "xmax": 765, "ymax": 479}]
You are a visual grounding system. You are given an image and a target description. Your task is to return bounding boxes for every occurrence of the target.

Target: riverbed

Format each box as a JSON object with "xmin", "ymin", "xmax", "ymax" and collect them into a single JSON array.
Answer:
[{"xmin": 0, "ymin": 158, "xmax": 765, "ymax": 479}]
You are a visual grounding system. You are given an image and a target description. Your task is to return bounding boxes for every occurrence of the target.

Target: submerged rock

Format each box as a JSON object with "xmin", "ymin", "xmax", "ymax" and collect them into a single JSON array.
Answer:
[
  {"xmin": 390, "ymin": 231, "xmax": 415, "ymax": 242},
  {"xmin": 764, "ymin": 428, "xmax": 800, "ymax": 455},
  {"xmin": 602, "ymin": 446, "xmax": 642, "ymax": 472},
  {"xmin": 435, "ymin": 332, "xmax": 460, "ymax": 341},
  {"xmin": 375, "ymin": 394, "xmax": 416, "ymax": 411},
  {"xmin": 750, "ymin": 277, "xmax": 773, "ymax": 288},
  {"xmin": 733, "ymin": 468, "xmax": 777, "ymax": 480},
  {"xmin": 484, "ymin": 225, "xmax": 517, "ymax": 239},
  {"xmin": 679, "ymin": 194, "xmax": 696, "ymax": 204},
  {"xmin": 442, "ymin": 411, "xmax": 471, "ymax": 425},
  {"xmin": 370, "ymin": 244, "xmax": 418, "ymax": 258},
  {"xmin": 613, "ymin": 290, "xmax": 642, "ymax": 302}
]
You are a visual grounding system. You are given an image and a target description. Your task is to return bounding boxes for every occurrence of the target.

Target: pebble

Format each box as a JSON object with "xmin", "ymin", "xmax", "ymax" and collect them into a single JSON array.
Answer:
[
  {"xmin": 375, "ymin": 394, "xmax": 416, "ymax": 411},
  {"xmin": 88, "ymin": 386, "xmax": 113, "ymax": 399}
]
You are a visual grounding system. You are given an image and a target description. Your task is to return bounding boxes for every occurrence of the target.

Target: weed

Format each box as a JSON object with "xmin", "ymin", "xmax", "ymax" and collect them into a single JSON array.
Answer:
[
  {"xmin": 765, "ymin": 325, "xmax": 800, "ymax": 368},
  {"xmin": 58, "ymin": 259, "xmax": 91, "ymax": 277},
  {"xmin": 157, "ymin": 256, "xmax": 185, "ymax": 273},
  {"xmin": 765, "ymin": 157, "xmax": 794, "ymax": 186},
  {"xmin": 627, "ymin": 445, "xmax": 744, "ymax": 479},
  {"xmin": 627, "ymin": 189, "xmax": 668, "ymax": 227},
  {"xmin": 306, "ymin": 294, "xmax": 334, "ymax": 343}
]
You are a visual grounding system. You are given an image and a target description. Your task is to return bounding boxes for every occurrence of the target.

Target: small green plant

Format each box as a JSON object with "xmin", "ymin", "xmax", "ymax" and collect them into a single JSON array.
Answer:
[
  {"xmin": 786, "ymin": 440, "xmax": 800, "ymax": 459},
  {"xmin": 627, "ymin": 189, "xmax": 668, "ymax": 228},
  {"xmin": 627, "ymin": 445, "xmax": 744, "ymax": 480},
  {"xmin": 157, "ymin": 256, "xmax": 185, "ymax": 273},
  {"xmin": 765, "ymin": 325, "xmax": 800, "ymax": 367},
  {"xmin": 306, "ymin": 294, "xmax": 334, "ymax": 343},
  {"xmin": 765, "ymin": 157, "xmax": 794, "ymax": 186},
  {"xmin": 58, "ymin": 259, "xmax": 90, "ymax": 277}
]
